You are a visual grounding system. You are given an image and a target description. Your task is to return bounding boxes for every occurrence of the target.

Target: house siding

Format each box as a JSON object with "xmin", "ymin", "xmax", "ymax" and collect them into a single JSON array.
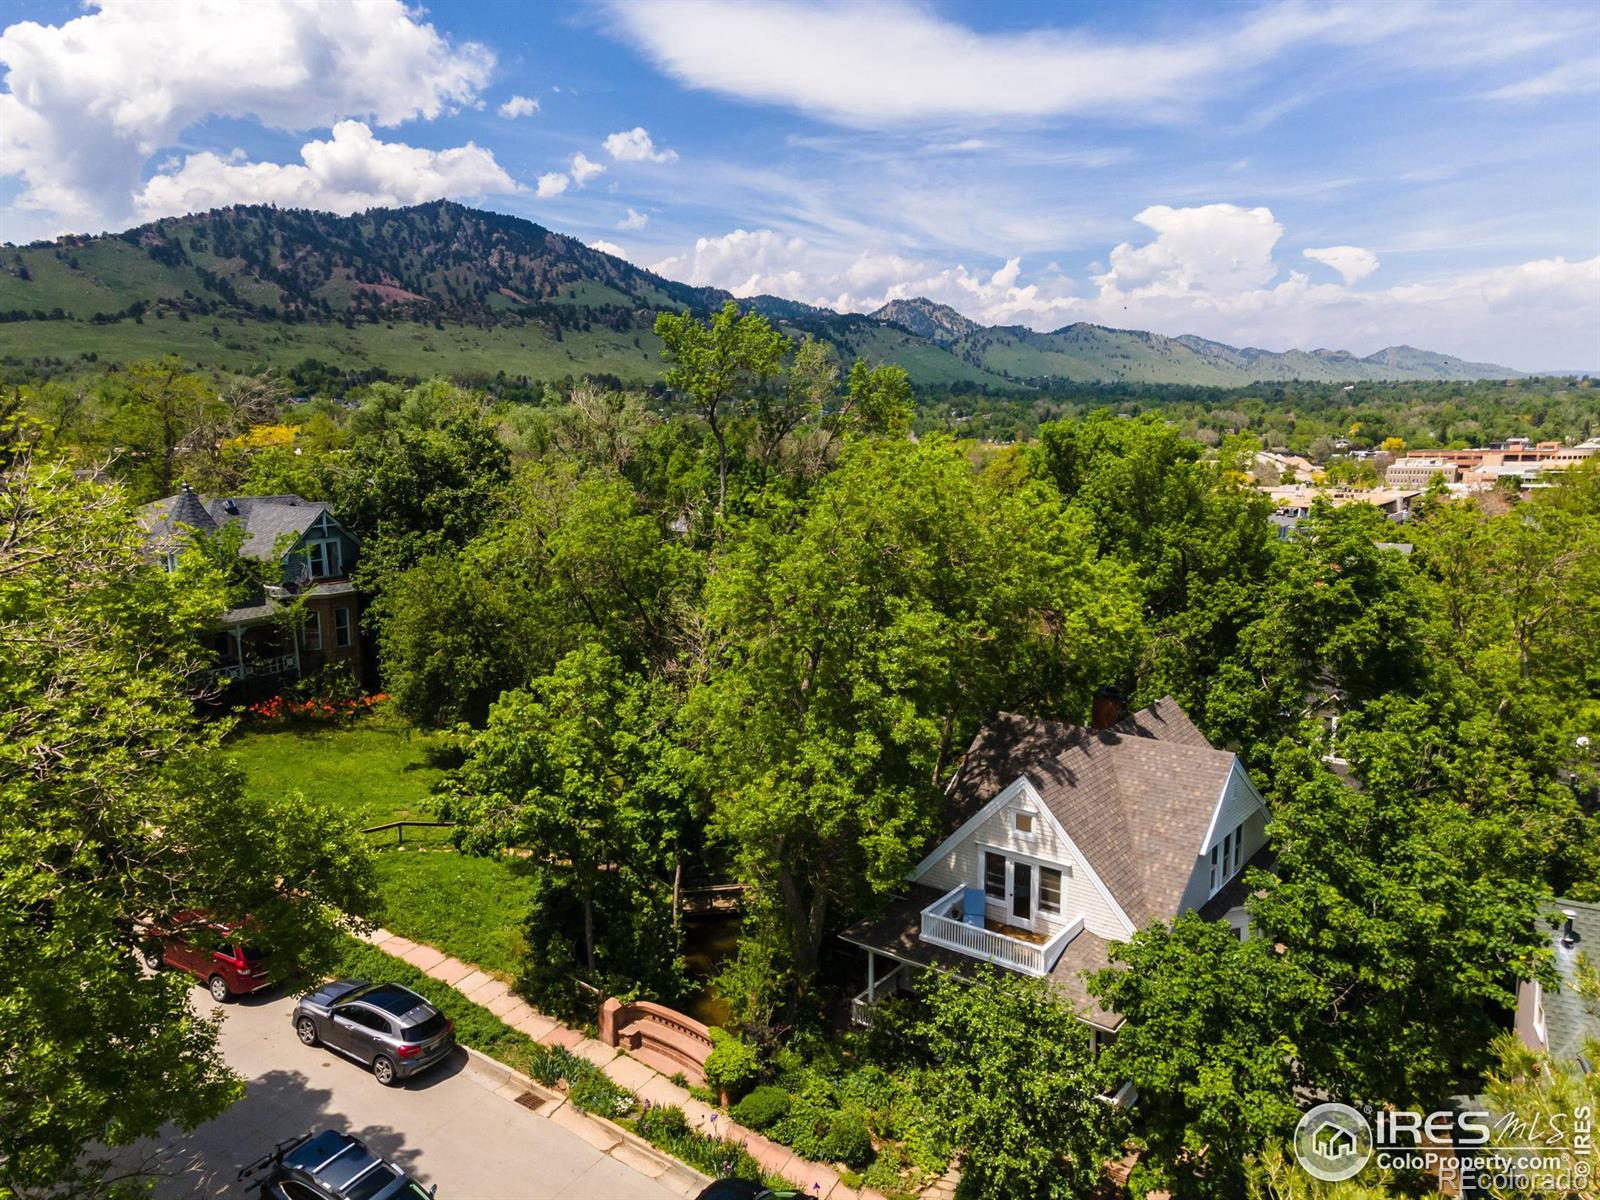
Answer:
[
  {"xmin": 1175, "ymin": 764, "xmax": 1270, "ymax": 916},
  {"xmin": 279, "ymin": 518, "xmax": 361, "ymax": 589},
  {"xmin": 916, "ymin": 781, "xmax": 1129, "ymax": 941}
]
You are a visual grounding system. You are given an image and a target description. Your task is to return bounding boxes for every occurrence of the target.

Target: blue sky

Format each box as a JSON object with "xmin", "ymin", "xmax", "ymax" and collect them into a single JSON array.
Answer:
[{"xmin": 2, "ymin": 0, "xmax": 1597, "ymax": 367}]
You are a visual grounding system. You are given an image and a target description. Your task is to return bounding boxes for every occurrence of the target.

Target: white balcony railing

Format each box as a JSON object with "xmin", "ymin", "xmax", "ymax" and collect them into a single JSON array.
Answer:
[{"xmin": 918, "ymin": 886, "xmax": 1082, "ymax": 977}]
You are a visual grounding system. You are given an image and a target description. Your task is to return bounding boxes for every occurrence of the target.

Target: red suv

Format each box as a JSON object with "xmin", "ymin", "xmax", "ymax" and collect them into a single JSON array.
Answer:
[{"xmin": 140, "ymin": 912, "xmax": 275, "ymax": 1002}]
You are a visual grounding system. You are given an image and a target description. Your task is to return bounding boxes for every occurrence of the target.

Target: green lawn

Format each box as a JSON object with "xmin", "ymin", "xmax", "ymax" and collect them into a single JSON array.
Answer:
[
  {"xmin": 373, "ymin": 850, "xmax": 539, "ymax": 979},
  {"xmin": 227, "ymin": 709, "xmax": 448, "ymax": 834},
  {"xmin": 227, "ymin": 709, "xmax": 534, "ymax": 979}
]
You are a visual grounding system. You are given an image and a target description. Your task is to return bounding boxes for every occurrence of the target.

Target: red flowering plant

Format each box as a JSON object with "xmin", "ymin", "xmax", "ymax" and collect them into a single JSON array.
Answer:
[{"xmin": 244, "ymin": 664, "xmax": 388, "ymax": 725}]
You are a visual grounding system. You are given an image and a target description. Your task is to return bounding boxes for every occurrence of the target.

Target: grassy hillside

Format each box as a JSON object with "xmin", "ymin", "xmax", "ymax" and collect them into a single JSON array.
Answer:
[{"xmin": 1, "ymin": 200, "xmax": 1522, "ymax": 387}]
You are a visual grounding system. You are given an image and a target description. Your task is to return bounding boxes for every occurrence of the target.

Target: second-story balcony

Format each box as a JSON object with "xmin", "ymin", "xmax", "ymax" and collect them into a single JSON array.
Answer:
[{"xmin": 918, "ymin": 885, "xmax": 1082, "ymax": 976}]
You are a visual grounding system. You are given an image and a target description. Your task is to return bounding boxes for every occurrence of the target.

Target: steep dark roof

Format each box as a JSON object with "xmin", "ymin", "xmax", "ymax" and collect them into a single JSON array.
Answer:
[
  {"xmin": 943, "ymin": 698, "xmax": 1240, "ymax": 927},
  {"xmin": 1545, "ymin": 900, "xmax": 1600, "ymax": 1065},
  {"xmin": 139, "ymin": 482, "xmax": 218, "ymax": 551},
  {"xmin": 139, "ymin": 490, "xmax": 332, "ymax": 561}
]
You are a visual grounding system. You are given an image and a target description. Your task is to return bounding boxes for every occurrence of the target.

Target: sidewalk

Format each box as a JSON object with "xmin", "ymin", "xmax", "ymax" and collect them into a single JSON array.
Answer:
[{"xmin": 360, "ymin": 927, "xmax": 897, "ymax": 1200}]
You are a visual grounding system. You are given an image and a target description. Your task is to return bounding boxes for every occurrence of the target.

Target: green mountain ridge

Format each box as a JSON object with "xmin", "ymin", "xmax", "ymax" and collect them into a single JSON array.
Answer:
[{"xmin": 0, "ymin": 200, "xmax": 1521, "ymax": 386}]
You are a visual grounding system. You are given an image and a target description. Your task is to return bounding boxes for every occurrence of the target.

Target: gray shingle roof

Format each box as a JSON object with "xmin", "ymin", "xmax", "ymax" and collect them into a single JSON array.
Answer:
[
  {"xmin": 1545, "ymin": 900, "xmax": 1600, "ymax": 1065},
  {"xmin": 139, "ymin": 490, "xmax": 330, "ymax": 561},
  {"xmin": 945, "ymin": 697, "xmax": 1237, "ymax": 928}
]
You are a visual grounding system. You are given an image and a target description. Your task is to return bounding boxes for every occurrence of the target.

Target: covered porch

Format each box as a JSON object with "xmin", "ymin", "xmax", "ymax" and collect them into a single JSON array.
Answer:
[
  {"xmin": 202, "ymin": 607, "xmax": 301, "ymax": 689},
  {"xmin": 838, "ymin": 884, "xmax": 1123, "ymax": 1032}
]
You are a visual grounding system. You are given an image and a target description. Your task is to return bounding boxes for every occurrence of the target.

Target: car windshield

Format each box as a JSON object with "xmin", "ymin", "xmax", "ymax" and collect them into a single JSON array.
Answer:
[
  {"xmin": 403, "ymin": 1012, "xmax": 446, "ymax": 1042},
  {"xmin": 344, "ymin": 1165, "xmax": 399, "ymax": 1200}
]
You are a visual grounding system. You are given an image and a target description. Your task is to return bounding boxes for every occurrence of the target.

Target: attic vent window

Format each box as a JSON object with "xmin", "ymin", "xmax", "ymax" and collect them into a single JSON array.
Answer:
[{"xmin": 1013, "ymin": 811, "xmax": 1035, "ymax": 837}]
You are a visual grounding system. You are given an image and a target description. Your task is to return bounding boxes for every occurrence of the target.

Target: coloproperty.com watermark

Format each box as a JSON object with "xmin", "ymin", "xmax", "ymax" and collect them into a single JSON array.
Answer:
[{"xmin": 1294, "ymin": 1099, "xmax": 1594, "ymax": 1193}]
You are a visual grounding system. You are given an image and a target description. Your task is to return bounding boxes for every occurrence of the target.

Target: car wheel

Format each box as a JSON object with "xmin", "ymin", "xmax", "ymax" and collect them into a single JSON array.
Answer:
[
  {"xmin": 207, "ymin": 974, "xmax": 230, "ymax": 1003},
  {"xmin": 296, "ymin": 1017, "xmax": 319, "ymax": 1047},
  {"xmin": 141, "ymin": 944, "xmax": 164, "ymax": 970},
  {"xmin": 372, "ymin": 1055, "xmax": 398, "ymax": 1087}
]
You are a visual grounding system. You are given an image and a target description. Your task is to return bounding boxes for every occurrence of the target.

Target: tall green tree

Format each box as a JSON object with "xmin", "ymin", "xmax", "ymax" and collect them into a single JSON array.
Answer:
[
  {"xmin": 0, "ymin": 439, "xmax": 377, "ymax": 1196},
  {"xmin": 98, "ymin": 358, "xmax": 226, "ymax": 502},
  {"xmin": 654, "ymin": 300, "xmax": 789, "ymax": 513},
  {"xmin": 329, "ymin": 380, "xmax": 511, "ymax": 598},
  {"xmin": 444, "ymin": 645, "xmax": 697, "ymax": 1008},
  {"xmin": 692, "ymin": 437, "xmax": 1140, "ymax": 994},
  {"xmin": 1090, "ymin": 916, "xmax": 1321, "ymax": 1199},
  {"xmin": 918, "ymin": 967, "xmax": 1125, "ymax": 1200}
]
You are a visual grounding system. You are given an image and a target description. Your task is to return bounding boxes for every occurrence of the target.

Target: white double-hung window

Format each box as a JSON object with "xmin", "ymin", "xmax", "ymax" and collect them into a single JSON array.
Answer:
[
  {"xmin": 1209, "ymin": 820, "xmax": 1248, "ymax": 894},
  {"xmin": 305, "ymin": 538, "xmax": 341, "ymax": 580}
]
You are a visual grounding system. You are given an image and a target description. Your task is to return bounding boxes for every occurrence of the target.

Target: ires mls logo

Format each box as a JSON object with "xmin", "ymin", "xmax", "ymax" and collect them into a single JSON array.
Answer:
[
  {"xmin": 1295, "ymin": 1099, "xmax": 1595, "ymax": 1191},
  {"xmin": 1295, "ymin": 1103, "xmax": 1374, "ymax": 1182}
]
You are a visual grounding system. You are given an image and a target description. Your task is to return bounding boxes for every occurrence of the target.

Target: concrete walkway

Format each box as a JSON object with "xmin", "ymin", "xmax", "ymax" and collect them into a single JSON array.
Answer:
[{"xmin": 362, "ymin": 927, "xmax": 901, "ymax": 1200}]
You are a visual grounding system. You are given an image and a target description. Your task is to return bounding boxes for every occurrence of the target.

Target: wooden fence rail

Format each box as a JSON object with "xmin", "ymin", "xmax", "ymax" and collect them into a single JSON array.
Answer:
[{"xmin": 359, "ymin": 820, "xmax": 455, "ymax": 846}]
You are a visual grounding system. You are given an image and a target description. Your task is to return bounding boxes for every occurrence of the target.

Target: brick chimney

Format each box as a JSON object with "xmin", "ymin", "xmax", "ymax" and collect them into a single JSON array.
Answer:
[{"xmin": 1091, "ymin": 688, "xmax": 1125, "ymax": 731}]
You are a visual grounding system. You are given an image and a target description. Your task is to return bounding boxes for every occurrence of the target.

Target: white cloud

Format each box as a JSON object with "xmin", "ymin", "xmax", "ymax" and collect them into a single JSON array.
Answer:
[
  {"xmin": 133, "ymin": 121, "xmax": 519, "ymax": 217},
  {"xmin": 498, "ymin": 94, "xmax": 540, "ymax": 118},
  {"xmin": 603, "ymin": 126, "xmax": 678, "ymax": 163},
  {"xmin": 570, "ymin": 152, "xmax": 606, "ymax": 186},
  {"xmin": 650, "ymin": 228, "xmax": 1078, "ymax": 326},
  {"xmin": 1481, "ymin": 56, "xmax": 1600, "ymax": 101},
  {"xmin": 588, "ymin": 239, "xmax": 629, "ymax": 259},
  {"xmin": 1303, "ymin": 245, "xmax": 1379, "ymax": 285},
  {"xmin": 651, "ymin": 205, "xmax": 1600, "ymax": 368},
  {"xmin": 0, "ymin": 0, "xmax": 493, "ymax": 235},
  {"xmin": 535, "ymin": 172, "xmax": 570, "ymax": 199},
  {"xmin": 1096, "ymin": 205, "xmax": 1283, "ymax": 296},
  {"xmin": 651, "ymin": 229, "xmax": 808, "ymax": 296},
  {"xmin": 603, "ymin": 0, "xmax": 1547, "ymax": 128},
  {"xmin": 619, "ymin": 207, "xmax": 649, "ymax": 230}
]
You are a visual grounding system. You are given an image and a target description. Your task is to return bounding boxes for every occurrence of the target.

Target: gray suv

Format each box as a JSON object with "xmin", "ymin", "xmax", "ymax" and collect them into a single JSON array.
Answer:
[{"xmin": 293, "ymin": 981, "xmax": 456, "ymax": 1086}]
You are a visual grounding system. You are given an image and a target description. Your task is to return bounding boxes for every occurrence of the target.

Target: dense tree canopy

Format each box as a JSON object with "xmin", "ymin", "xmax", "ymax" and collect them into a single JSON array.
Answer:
[
  {"xmin": 4, "ymin": 325, "xmax": 1595, "ymax": 1197},
  {"xmin": 0, "ymin": 432, "xmax": 377, "ymax": 1196},
  {"xmin": 692, "ymin": 435, "xmax": 1141, "ymax": 990}
]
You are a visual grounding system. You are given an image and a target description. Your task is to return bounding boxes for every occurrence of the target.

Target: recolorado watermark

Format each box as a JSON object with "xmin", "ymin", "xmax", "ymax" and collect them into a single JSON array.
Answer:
[{"xmin": 1294, "ymin": 1100, "xmax": 1594, "ymax": 1192}]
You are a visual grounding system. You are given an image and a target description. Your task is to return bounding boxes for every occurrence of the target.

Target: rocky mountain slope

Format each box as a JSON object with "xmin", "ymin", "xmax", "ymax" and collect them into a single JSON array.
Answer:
[{"xmin": 0, "ymin": 201, "xmax": 1520, "ymax": 385}]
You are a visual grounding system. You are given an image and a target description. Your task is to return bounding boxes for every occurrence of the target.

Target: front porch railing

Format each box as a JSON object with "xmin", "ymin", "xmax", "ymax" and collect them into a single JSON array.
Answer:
[
  {"xmin": 918, "ymin": 886, "xmax": 1083, "ymax": 976},
  {"xmin": 850, "ymin": 962, "xmax": 908, "ymax": 1028},
  {"xmin": 201, "ymin": 654, "xmax": 300, "ymax": 685}
]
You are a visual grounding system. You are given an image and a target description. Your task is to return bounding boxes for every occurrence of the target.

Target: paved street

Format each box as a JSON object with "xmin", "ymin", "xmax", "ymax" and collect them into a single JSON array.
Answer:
[{"xmin": 136, "ymin": 982, "xmax": 685, "ymax": 1200}]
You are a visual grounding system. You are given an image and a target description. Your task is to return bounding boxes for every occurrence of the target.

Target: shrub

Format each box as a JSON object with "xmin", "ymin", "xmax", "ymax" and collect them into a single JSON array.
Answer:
[
  {"xmin": 630, "ymin": 1102, "xmax": 794, "ymax": 1188},
  {"xmin": 703, "ymin": 1028, "xmax": 761, "ymax": 1099},
  {"xmin": 568, "ymin": 1068, "xmax": 633, "ymax": 1118},
  {"xmin": 771, "ymin": 1095, "xmax": 832, "ymax": 1160},
  {"xmin": 732, "ymin": 1085, "xmax": 792, "ymax": 1131},
  {"xmin": 822, "ymin": 1108, "xmax": 875, "ymax": 1168}
]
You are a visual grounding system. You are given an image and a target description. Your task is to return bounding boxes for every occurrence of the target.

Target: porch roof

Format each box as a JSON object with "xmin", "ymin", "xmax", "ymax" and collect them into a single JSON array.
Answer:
[{"xmin": 839, "ymin": 884, "xmax": 1124, "ymax": 1032}]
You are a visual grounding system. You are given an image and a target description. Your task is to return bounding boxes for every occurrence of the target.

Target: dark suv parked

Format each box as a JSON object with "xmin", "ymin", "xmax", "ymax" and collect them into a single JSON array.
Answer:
[
  {"xmin": 238, "ymin": 1130, "xmax": 433, "ymax": 1200},
  {"xmin": 293, "ymin": 980, "xmax": 455, "ymax": 1086}
]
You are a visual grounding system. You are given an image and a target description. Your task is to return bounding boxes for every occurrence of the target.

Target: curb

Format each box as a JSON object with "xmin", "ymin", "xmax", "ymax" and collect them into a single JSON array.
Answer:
[{"xmin": 459, "ymin": 1044, "xmax": 711, "ymax": 1198}]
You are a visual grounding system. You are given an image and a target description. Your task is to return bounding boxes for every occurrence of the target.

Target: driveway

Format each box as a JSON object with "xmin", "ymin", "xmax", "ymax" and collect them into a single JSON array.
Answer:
[{"xmin": 135, "ymin": 982, "xmax": 686, "ymax": 1200}]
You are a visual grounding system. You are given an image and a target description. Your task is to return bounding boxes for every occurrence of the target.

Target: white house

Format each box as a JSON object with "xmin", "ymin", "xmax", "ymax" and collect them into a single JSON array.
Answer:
[{"xmin": 840, "ymin": 697, "xmax": 1269, "ymax": 1034}]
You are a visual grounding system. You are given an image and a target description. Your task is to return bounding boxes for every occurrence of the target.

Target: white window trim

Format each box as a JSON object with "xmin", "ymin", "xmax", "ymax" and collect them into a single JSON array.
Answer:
[
  {"xmin": 1038, "ymin": 864, "xmax": 1064, "ymax": 916},
  {"xmin": 913, "ymin": 775, "xmax": 1137, "ymax": 938},
  {"xmin": 1012, "ymin": 809, "xmax": 1038, "ymax": 840},
  {"xmin": 304, "ymin": 538, "xmax": 341, "ymax": 580},
  {"xmin": 334, "ymin": 606, "xmax": 352, "ymax": 648}
]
